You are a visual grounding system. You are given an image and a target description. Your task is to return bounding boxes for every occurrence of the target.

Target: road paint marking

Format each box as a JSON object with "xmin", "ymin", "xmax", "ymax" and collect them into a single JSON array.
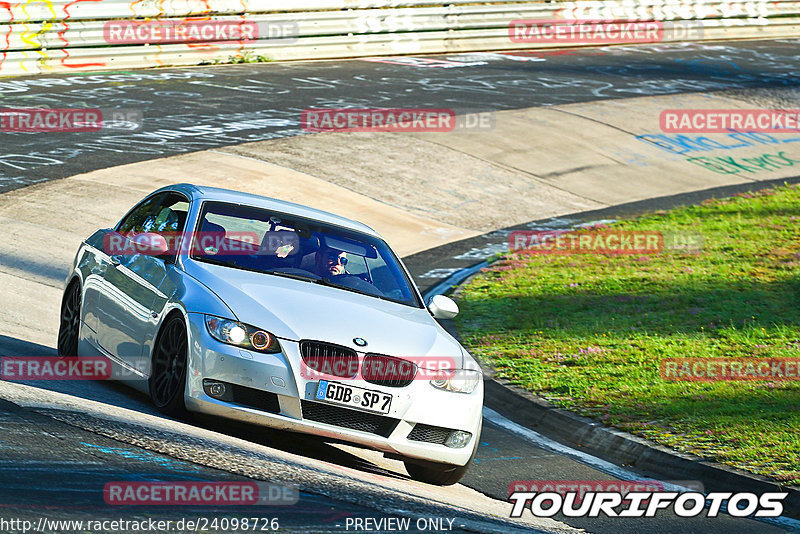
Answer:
[
  {"xmin": 422, "ymin": 262, "xmax": 487, "ymax": 296},
  {"xmin": 419, "ymin": 268, "xmax": 463, "ymax": 279},
  {"xmin": 453, "ymin": 243, "xmax": 509, "ymax": 261},
  {"xmin": 80, "ymin": 442, "xmax": 201, "ymax": 473},
  {"xmin": 419, "ymin": 217, "xmax": 582, "ymax": 295}
]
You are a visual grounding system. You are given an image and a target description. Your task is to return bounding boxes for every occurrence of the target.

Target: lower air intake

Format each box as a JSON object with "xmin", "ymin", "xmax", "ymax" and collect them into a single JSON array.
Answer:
[{"xmin": 301, "ymin": 400, "xmax": 399, "ymax": 438}]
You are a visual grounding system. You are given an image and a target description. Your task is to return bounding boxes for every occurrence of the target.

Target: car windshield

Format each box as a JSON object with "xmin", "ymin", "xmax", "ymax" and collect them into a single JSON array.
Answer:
[{"xmin": 190, "ymin": 201, "xmax": 422, "ymax": 308}]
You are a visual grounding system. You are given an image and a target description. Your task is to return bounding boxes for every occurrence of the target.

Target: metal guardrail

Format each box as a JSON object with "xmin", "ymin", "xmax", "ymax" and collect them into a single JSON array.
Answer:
[{"xmin": 0, "ymin": 0, "xmax": 798, "ymax": 77}]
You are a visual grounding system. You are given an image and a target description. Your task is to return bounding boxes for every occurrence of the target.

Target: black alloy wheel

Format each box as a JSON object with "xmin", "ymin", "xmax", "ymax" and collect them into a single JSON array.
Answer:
[
  {"xmin": 149, "ymin": 314, "xmax": 189, "ymax": 415},
  {"xmin": 57, "ymin": 282, "xmax": 81, "ymax": 357}
]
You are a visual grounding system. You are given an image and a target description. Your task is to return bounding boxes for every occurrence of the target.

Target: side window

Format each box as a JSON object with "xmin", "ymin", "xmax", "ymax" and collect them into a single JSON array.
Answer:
[
  {"xmin": 117, "ymin": 193, "xmax": 189, "ymax": 237},
  {"xmin": 116, "ymin": 192, "xmax": 189, "ymax": 262},
  {"xmin": 117, "ymin": 194, "xmax": 165, "ymax": 234}
]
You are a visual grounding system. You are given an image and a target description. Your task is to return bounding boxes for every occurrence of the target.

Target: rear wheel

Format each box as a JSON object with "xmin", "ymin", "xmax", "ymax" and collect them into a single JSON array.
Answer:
[
  {"xmin": 57, "ymin": 281, "xmax": 81, "ymax": 357},
  {"xmin": 404, "ymin": 419, "xmax": 482, "ymax": 486},
  {"xmin": 149, "ymin": 314, "xmax": 188, "ymax": 416}
]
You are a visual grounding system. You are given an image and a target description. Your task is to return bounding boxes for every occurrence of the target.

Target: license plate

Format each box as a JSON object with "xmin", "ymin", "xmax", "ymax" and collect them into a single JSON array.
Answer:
[{"xmin": 315, "ymin": 381, "xmax": 393, "ymax": 415}]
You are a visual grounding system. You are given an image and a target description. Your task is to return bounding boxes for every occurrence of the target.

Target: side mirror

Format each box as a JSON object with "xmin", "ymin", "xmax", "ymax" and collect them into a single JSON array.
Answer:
[
  {"xmin": 132, "ymin": 232, "xmax": 170, "ymax": 256},
  {"xmin": 427, "ymin": 294, "xmax": 459, "ymax": 320}
]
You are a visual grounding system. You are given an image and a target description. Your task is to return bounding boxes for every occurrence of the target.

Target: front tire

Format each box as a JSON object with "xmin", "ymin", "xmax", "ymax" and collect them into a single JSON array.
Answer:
[
  {"xmin": 404, "ymin": 419, "xmax": 482, "ymax": 486},
  {"xmin": 404, "ymin": 459, "xmax": 471, "ymax": 486},
  {"xmin": 149, "ymin": 314, "xmax": 188, "ymax": 416},
  {"xmin": 57, "ymin": 281, "xmax": 81, "ymax": 357}
]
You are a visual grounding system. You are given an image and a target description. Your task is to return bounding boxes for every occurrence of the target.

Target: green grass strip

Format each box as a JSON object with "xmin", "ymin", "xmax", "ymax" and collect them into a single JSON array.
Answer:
[{"xmin": 456, "ymin": 184, "xmax": 800, "ymax": 485}]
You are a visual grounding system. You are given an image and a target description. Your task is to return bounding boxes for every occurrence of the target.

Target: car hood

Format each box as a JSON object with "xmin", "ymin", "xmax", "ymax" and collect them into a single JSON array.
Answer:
[{"xmin": 183, "ymin": 261, "xmax": 464, "ymax": 365}]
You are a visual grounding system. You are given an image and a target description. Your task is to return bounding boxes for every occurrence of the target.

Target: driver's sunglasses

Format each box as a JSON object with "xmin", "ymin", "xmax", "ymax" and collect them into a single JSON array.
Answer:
[{"xmin": 329, "ymin": 255, "xmax": 348, "ymax": 266}]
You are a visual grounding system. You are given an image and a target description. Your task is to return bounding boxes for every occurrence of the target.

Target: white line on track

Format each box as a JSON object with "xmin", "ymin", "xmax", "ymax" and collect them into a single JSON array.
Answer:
[
  {"xmin": 484, "ymin": 407, "xmax": 686, "ymax": 489},
  {"xmin": 483, "ymin": 407, "xmax": 800, "ymax": 532}
]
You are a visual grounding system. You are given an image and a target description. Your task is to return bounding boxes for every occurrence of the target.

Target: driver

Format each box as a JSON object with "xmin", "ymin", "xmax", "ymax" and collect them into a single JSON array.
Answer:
[{"xmin": 318, "ymin": 248, "xmax": 348, "ymax": 277}]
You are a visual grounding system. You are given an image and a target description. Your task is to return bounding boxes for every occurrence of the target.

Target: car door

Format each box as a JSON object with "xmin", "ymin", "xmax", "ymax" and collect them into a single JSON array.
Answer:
[{"xmin": 94, "ymin": 192, "xmax": 189, "ymax": 375}]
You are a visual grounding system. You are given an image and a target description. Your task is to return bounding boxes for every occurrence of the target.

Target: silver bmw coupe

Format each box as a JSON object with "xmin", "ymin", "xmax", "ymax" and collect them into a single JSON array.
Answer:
[{"xmin": 57, "ymin": 184, "xmax": 483, "ymax": 485}]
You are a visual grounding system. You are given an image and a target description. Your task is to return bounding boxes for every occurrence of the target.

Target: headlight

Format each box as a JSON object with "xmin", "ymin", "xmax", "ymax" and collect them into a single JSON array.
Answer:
[
  {"xmin": 204, "ymin": 315, "xmax": 281, "ymax": 354},
  {"xmin": 430, "ymin": 369, "xmax": 481, "ymax": 394}
]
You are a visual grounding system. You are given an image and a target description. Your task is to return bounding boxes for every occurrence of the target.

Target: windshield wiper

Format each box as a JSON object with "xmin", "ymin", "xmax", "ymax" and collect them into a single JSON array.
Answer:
[
  {"xmin": 195, "ymin": 256, "xmax": 241, "ymax": 269},
  {"xmin": 195, "ymin": 258, "xmax": 323, "ymax": 283},
  {"xmin": 263, "ymin": 270, "xmax": 323, "ymax": 284}
]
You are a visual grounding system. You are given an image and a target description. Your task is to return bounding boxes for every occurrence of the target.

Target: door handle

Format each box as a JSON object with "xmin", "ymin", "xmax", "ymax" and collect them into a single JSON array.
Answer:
[{"xmin": 109, "ymin": 256, "xmax": 121, "ymax": 267}]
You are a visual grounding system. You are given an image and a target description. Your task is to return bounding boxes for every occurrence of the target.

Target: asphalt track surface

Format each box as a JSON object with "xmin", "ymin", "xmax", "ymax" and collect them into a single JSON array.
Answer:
[
  {"xmin": 0, "ymin": 396, "xmax": 377, "ymax": 531},
  {"xmin": 1, "ymin": 38, "xmax": 800, "ymax": 192},
  {"xmin": 1, "ymin": 39, "xmax": 799, "ymax": 533}
]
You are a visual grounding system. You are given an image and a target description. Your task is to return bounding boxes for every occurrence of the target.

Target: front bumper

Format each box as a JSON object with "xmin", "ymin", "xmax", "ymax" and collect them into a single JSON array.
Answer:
[{"xmin": 184, "ymin": 313, "xmax": 484, "ymax": 466}]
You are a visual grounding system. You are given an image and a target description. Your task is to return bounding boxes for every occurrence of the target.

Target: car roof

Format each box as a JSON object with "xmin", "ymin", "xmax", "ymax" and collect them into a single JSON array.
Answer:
[{"xmin": 158, "ymin": 183, "xmax": 379, "ymax": 237}]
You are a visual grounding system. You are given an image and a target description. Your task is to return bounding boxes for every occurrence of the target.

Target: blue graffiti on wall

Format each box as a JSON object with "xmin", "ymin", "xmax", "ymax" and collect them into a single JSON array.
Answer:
[{"xmin": 637, "ymin": 131, "xmax": 800, "ymax": 156}]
